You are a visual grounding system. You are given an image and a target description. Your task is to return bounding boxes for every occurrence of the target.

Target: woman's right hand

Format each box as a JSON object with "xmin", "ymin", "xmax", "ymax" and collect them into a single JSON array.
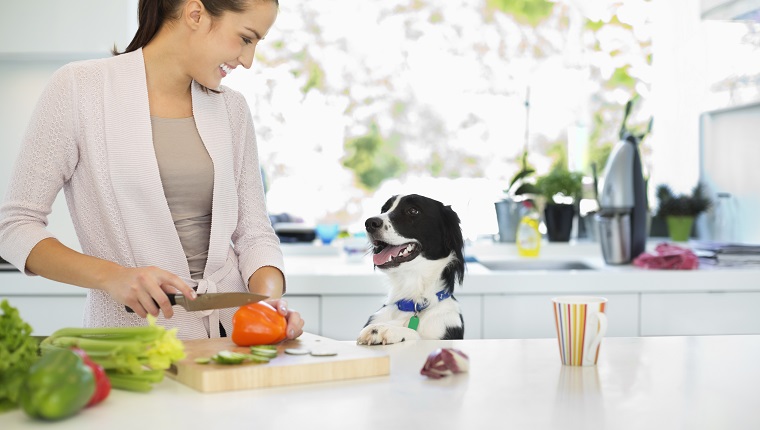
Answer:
[
  {"xmin": 103, "ymin": 266, "xmax": 196, "ymax": 319},
  {"xmin": 24, "ymin": 239, "xmax": 196, "ymax": 319}
]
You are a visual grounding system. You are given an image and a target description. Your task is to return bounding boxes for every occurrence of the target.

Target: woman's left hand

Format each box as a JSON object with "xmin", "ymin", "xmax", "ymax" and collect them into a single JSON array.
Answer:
[{"xmin": 266, "ymin": 298, "xmax": 304, "ymax": 340}]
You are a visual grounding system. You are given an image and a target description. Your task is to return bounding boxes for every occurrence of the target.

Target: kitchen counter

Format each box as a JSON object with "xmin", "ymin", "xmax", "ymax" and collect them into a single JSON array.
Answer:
[
  {"xmin": 2, "ymin": 241, "xmax": 759, "ymax": 296},
  {"xmin": 281, "ymin": 241, "xmax": 760, "ymax": 295},
  {"xmin": 277, "ymin": 240, "xmax": 760, "ymax": 303},
  {"xmin": 3, "ymin": 334, "xmax": 759, "ymax": 429},
  {"xmin": 4, "ymin": 240, "xmax": 760, "ymax": 338}
]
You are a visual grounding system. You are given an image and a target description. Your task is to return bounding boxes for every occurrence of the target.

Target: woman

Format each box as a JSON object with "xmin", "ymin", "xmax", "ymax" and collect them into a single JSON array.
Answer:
[{"xmin": 0, "ymin": 0, "xmax": 304, "ymax": 340}]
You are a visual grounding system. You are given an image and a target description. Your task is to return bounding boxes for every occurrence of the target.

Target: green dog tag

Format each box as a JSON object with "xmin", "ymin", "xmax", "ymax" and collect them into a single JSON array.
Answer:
[{"xmin": 408, "ymin": 315, "xmax": 419, "ymax": 331}]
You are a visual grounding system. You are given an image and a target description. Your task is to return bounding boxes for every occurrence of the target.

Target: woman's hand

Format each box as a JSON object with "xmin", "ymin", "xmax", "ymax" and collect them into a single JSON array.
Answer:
[
  {"xmin": 24, "ymin": 238, "xmax": 195, "ymax": 319},
  {"xmin": 103, "ymin": 266, "xmax": 196, "ymax": 319},
  {"xmin": 249, "ymin": 267, "xmax": 302, "ymax": 337},
  {"xmin": 266, "ymin": 298, "xmax": 304, "ymax": 339}
]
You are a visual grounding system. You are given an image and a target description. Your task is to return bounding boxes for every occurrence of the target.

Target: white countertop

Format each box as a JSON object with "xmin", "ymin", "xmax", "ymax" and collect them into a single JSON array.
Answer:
[
  {"xmin": 281, "ymin": 240, "xmax": 760, "ymax": 295},
  {"xmin": 3, "ymin": 240, "xmax": 760, "ymax": 296},
  {"xmin": 3, "ymin": 334, "xmax": 759, "ymax": 429}
]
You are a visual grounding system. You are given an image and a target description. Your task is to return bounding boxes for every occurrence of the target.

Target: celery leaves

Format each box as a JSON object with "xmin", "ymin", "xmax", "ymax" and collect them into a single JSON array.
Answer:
[{"xmin": 0, "ymin": 300, "xmax": 39, "ymax": 413}]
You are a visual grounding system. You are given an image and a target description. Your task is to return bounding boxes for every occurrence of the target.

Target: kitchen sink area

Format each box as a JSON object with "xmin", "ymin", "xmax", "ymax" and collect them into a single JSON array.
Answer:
[
  {"xmin": 463, "ymin": 241, "xmax": 605, "ymax": 273},
  {"xmin": 476, "ymin": 260, "xmax": 597, "ymax": 271}
]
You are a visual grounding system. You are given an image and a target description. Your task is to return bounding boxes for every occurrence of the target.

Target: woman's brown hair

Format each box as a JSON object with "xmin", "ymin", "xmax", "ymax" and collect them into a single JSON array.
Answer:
[{"xmin": 113, "ymin": 0, "xmax": 278, "ymax": 55}]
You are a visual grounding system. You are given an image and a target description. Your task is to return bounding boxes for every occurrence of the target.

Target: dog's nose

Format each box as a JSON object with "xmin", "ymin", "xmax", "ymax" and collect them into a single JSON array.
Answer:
[{"xmin": 365, "ymin": 217, "xmax": 383, "ymax": 233}]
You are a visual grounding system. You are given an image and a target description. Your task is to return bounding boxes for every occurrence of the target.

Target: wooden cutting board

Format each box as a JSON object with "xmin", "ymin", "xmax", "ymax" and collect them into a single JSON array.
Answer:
[{"xmin": 166, "ymin": 333, "xmax": 390, "ymax": 393}]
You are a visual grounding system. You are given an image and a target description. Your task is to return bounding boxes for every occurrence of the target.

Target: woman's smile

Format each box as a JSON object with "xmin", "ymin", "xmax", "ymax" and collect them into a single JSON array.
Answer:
[{"xmin": 220, "ymin": 63, "xmax": 234, "ymax": 78}]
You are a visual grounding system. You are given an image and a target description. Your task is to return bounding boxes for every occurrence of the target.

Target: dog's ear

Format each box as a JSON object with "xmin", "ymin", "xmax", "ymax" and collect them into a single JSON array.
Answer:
[
  {"xmin": 380, "ymin": 195, "xmax": 399, "ymax": 213},
  {"xmin": 441, "ymin": 205, "xmax": 465, "ymax": 286},
  {"xmin": 441, "ymin": 205, "xmax": 463, "ymax": 248}
]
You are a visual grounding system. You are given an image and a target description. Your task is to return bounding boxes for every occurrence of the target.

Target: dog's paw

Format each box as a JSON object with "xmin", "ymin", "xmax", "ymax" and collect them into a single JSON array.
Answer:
[{"xmin": 357, "ymin": 324, "xmax": 421, "ymax": 345}]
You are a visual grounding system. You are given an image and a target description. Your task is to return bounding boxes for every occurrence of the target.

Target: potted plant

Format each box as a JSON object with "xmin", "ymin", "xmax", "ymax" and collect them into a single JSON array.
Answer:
[
  {"xmin": 655, "ymin": 183, "xmax": 711, "ymax": 242},
  {"xmin": 495, "ymin": 151, "xmax": 539, "ymax": 242},
  {"xmin": 536, "ymin": 168, "xmax": 584, "ymax": 242},
  {"xmin": 505, "ymin": 150, "xmax": 540, "ymax": 197}
]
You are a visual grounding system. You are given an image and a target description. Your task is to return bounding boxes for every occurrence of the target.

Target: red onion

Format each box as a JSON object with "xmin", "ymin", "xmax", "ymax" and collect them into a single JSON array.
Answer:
[{"xmin": 420, "ymin": 348, "xmax": 469, "ymax": 379}]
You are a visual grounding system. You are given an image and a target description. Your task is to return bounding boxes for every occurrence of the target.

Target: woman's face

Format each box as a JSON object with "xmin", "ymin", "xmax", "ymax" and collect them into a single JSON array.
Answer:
[{"xmin": 191, "ymin": 0, "xmax": 278, "ymax": 89}]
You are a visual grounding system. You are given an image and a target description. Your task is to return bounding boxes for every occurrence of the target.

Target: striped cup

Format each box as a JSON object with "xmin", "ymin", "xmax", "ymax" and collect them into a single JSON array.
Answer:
[{"xmin": 552, "ymin": 296, "xmax": 608, "ymax": 366}]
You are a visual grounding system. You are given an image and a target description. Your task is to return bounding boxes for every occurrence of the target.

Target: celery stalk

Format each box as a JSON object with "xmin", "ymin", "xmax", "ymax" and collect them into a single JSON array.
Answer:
[
  {"xmin": 39, "ymin": 316, "xmax": 185, "ymax": 392},
  {"xmin": 106, "ymin": 373, "xmax": 154, "ymax": 393}
]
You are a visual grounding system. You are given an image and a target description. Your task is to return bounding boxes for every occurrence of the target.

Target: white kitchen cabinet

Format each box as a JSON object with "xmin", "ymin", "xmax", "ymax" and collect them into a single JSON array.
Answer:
[
  {"xmin": 321, "ymin": 295, "xmax": 386, "ymax": 341},
  {"xmin": 640, "ymin": 292, "xmax": 760, "ymax": 336},
  {"xmin": 1, "ymin": 295, "xmax": 86, "ymax": 336},
  {"xmin": 283, "ymin": 295, "xmax": 321, "ymax": 336},
  {"xmin": 456, "ymin": 295, "xmax": 482, "ymax": 339},
  {"xmin": 482, "ymin": 293, "xmax": 640, "ymax": 339},
  {"xmin": 319, "ymin": 294, "xmax": 482, "ymax": 341}
]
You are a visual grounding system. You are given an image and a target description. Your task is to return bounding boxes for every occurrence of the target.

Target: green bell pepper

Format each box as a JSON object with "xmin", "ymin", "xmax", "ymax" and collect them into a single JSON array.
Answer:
[{"xmin": 20, "ymin": 348, "xmax": 95, "ymax": 420}]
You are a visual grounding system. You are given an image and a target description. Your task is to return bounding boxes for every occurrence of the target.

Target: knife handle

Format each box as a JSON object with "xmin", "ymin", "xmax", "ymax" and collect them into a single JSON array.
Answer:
[{"xmin": 125, "ymin": 294, "xmax": 178, "ymax": 313}]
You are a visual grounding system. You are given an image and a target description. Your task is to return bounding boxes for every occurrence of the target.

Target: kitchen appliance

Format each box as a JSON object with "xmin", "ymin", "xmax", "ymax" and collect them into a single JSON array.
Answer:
[
  {"xmin": 273, "ymin": 222, "xmax": 317, "ymax": 243},
  {"xmin": 596, "ymin": 134, "xmax": 648, "ymax": 264},
  {"xmin": 167, "ymin": 333, "xmax": 390, "ymax": 392},
  {"xmin": 125, "ymin": 292, "xmax": 268, "ymax": 313},
  {"xmin": 699, "ymin": 102, "xmax": 760, "ymax": 244}
]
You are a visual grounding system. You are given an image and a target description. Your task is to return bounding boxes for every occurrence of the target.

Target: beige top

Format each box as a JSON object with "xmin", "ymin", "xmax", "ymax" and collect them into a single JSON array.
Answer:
[{"xmin": 151, "ymin": 116, "xmax": 213, "ymax": 280}]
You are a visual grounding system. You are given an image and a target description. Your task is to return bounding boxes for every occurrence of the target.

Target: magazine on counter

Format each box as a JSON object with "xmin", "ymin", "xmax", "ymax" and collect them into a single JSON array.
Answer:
[{"xmin": 690, "ymin": 241, "xmax": 760, "ymax": 264}]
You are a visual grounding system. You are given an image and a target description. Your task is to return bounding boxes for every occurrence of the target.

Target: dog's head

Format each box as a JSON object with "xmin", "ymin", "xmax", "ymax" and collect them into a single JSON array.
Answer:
[{"xmin": 365, "ymin": 194, "xmax": 465, "ymax": 285}]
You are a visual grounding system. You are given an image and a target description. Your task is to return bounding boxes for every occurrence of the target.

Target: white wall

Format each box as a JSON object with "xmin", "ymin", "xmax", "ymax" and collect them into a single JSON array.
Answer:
[
  {"xmin": 649, "ymin": 0, "xmax": 704, "ymax": 196},
  {"xmin": 651, "ymin": 1, "xmax": 760, "ymax": 243},
  {"xmin": 0, "ymin": 61, "xmax": 83, "ymax": 251},
  {"xmin": 0, "ymin": 1, "xmax": 137, "ymax": 57},
  {"xmin": 1, "ymin": 1, "xmax": 138, "ymax": 253}
]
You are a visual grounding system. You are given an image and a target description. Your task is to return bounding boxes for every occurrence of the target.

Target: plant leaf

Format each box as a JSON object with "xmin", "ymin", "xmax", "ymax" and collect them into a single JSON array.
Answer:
[
  {"xmin": 514, "ymin": 183, "xmax": 539, "ymax": 195},
  {"xmin": 509, "ymin": 168, "xmax": 535, "ymax": 189}
]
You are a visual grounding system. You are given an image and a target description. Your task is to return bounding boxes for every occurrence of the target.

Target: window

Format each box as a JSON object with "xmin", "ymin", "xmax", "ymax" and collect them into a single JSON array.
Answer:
[{"xmin": 222, "ymin": 0, "xmax": 758, "ymax": 240}]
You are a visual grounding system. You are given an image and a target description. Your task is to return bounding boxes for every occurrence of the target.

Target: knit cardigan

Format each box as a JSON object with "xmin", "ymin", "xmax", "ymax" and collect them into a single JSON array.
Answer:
[{"xmin": 0, "ymin": 49, "xmax": 284, "ymax": 339}]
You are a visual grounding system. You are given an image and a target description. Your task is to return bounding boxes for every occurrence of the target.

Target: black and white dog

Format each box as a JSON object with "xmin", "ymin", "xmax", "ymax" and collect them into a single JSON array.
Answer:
[{"xmin": 357, "ymin": 194, "xmax": 465, "ymax": 345}]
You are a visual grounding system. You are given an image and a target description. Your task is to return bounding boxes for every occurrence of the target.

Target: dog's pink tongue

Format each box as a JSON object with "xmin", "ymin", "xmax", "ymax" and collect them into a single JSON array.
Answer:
[{"xmin": 373, "ymin": 244, "xmax": 408, "ymax": 265}]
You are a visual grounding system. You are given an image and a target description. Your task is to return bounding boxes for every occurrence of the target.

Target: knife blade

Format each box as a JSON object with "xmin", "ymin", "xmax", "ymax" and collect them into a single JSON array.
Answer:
[{"xmin": 125, "ymin": 292, "xmax": 269, "ymax": 313}]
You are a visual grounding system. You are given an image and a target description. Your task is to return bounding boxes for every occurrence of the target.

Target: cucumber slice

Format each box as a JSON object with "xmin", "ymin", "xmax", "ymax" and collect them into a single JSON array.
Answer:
[
  {"xmin": 250, "ymin": 345, "xmax": 279, "ymax": 359},
  {"xmin": 212, "ymin": 350, "xmax": 249, "ymax": 364}
]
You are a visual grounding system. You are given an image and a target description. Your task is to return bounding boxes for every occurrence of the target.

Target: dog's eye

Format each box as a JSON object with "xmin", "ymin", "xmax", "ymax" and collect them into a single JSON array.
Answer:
[{"xmin": 407, "ymin": 207, "xmax": 419, "ymax": 216}]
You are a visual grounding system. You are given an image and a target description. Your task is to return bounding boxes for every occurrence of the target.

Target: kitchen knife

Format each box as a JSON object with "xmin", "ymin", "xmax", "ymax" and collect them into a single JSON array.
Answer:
[{"xmin": 125, "ymin": 292, "xmax": 269, "ymax": 313}]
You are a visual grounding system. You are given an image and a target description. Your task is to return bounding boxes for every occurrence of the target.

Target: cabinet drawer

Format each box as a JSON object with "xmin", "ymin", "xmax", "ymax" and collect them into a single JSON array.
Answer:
[
  {"xmin": 483, "ymin": 293, "xmax": 639, "ymax": 339},
  {"xmin": 320, "ymin": 295, "xmax": 481, "ymax": 341},
  {"xmin": 0, "ymin": 296, "xmax": 86, "ymax": 336},
  {"xmin": 321, "ymin": 296, "xmax": 386, "ymax": 341},
  {"xmin": 282, "ymin": 295, "xmax": 321, "ymax": 336},
  {"xmin": 457, "ymin": 295, "xmax": 482, "ymax": 339},
  {"xmin": 641, "ymin": 292, "xmax": 760, "ymax": 336}
]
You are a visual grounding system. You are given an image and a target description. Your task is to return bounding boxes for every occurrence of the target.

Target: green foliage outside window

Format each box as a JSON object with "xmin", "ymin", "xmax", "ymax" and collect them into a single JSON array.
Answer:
[
  {"xmin": 607, "ymin": 66, "xmax": 637, "ymax": 89},
  {"xmin": 302, "ymin": 62, "xmax": 325, "ymax": 94},
  {"xmin": 247, "ymin": 1, "xmax": 654, "ymax": 205},
  {"xmin": 487, "ymin": 0, "xmax": 554, "ymax": 26},
  {"xmin": 342, "ymin": 124, "xmax": 405, "ymax": 190}
]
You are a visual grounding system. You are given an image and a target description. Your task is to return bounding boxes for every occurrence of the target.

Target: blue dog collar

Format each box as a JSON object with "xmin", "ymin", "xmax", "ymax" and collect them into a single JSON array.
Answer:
[{"xmin": 396, "ymin": 290, "xmax": 451, "ymax": 313}]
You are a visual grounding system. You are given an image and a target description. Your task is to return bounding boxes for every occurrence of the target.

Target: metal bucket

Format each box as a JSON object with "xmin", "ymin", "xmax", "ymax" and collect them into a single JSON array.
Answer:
[
  {"xmin": 596, "ymin": 212, "xmax": 631, "ymax": 264},
  {"xmin": 494, "ymin": 199, "xmax": 524, "ymax": 243}
]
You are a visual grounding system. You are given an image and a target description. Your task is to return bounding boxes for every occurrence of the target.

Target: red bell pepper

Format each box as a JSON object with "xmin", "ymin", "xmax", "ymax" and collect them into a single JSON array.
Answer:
[
  {"xmin": 71, "ymin": 347, "xmax": 111, "ymax": 407},
  {"xmin": 231, "ymin": 302, "xmax": 288, "ymax": 346}
]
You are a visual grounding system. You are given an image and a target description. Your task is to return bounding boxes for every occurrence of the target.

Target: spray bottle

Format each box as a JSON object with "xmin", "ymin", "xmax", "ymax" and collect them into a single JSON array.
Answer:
[{"xmin": 516, "ymin": 200, "xmax": 541, "ymax": 257}]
